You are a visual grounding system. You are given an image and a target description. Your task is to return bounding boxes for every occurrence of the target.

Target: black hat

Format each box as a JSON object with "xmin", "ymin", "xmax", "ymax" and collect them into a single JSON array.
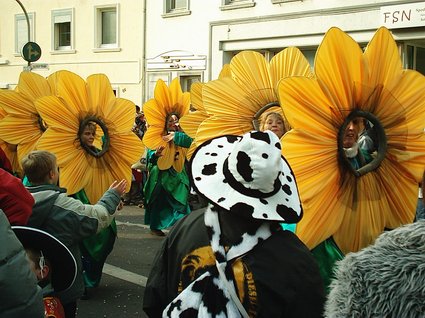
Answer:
[{"xmin": 12, "ymin": 226, "xmax": 77, "ymax": 292}]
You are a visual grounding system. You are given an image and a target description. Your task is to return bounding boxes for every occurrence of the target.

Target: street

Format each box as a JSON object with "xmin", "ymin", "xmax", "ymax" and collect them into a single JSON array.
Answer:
[{"xmin": 76, "ymin": 204, "xmax": 166, "ymax": 318}]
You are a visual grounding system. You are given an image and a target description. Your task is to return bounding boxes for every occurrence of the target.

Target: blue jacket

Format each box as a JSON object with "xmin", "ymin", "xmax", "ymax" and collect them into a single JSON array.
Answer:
[{"xmin": 26, "ymin": 184, "xmax": 121, "ymax": 305}]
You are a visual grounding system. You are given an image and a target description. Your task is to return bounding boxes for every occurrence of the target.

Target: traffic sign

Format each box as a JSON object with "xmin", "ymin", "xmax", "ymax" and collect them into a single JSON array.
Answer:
[{"xmin": 22, "ymin": 41, "xmax": 42, "ymax": 62}]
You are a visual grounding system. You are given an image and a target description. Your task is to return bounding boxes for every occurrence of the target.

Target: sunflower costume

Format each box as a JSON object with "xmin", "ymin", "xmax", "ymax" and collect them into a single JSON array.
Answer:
[
  {"xmin": 277, "ymin": 27, "xmax": 425, "ymax": 290},
  {"xmin": 0, "ymin": 71, "xmax": 55, "ymax": 176},
  {"xmin": 185, "ymin": 48, "xmax": 312, "ymax": 149},
  {"xmin": 34, "ymin": 70, "xmax": 143, "ymax": 288},
  {"xmin": 142, "ymin": 78, "xmax": 192, "ymax": 234}
]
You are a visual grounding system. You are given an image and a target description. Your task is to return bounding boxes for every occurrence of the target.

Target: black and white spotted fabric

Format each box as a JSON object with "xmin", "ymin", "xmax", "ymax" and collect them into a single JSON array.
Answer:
[
  {"xmin": 190, "ymin": 130, "xmax": 303, "ymax": 223},
  {"xmin": 163, "ymin": 204, "xmax": 275, "ymax": 318},
  {"xmin": 162, "ymin": 131, "xmax": 305, "ymax": 317}
]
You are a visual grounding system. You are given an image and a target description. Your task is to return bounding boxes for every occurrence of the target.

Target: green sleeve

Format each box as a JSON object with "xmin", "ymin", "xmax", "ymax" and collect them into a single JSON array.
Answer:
[{"xmin": 174, "ymin": 132, "xmax": 193, "ymax": 148}]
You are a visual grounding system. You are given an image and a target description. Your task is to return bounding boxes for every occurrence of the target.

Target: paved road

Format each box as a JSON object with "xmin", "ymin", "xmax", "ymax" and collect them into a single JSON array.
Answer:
[{"xmin": 76, "ymin": 204, "xmax": 167, "ymax": 317}]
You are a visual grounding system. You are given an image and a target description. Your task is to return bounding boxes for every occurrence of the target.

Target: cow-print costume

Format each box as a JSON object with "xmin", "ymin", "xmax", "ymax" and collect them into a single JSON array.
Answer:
[
  {"xmin": 163, "ymin": 131, "xmax": 303, "ymax": 317},
  {"xmin": 163, "ymin": 204, "xmax": 276, "ymax": 317}
]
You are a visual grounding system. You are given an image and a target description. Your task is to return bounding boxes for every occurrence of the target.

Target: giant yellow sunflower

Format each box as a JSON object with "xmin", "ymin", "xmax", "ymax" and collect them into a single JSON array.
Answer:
[
  {"xmin": 0, "ymin": 71, "xmax": 54, "ymax": 167},
  {"xmin": 142, "ymin": 78, "xmax": 190, "ymax": 172},
  {"xmin": 193, "ymin": 47, "xmax": 313, "ymax": 146},
  {"xmin": 35, "ymin": 70, "xmax": 143, "ymax": 203},
  {"xmin": 278, "ymin": 27, "xmax": 425, "ymax": 254}
]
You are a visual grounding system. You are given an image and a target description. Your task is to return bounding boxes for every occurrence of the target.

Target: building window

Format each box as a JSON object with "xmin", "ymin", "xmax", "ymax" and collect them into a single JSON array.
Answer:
[
  {"xmin": 94, "ymin": 5, "xmax": 119, "ymax": 50},
  {"xmin": 220, "ymin": 0, "xmax": 255, "ymax": 11},
  {"xmin": 163, "ymin": 0, "xmax": 191, "ymax": 17},
  {"xmin": 179, "ymin": 74, "xmax": 201, "ymax": 92},
  {"xmin": 15, "ymin": 12, "xmax": 35, "ymax": 55},
  {"xmin": 146, "ymin": 73, "xmax": 171, "ymax": 101},
  {"xmin": 404, "ymin": 43, "xmax": 425, "ymax": 76},
  {"xmin": 52, "ymin": 9, "xmax": 73, "ymax": 52}
]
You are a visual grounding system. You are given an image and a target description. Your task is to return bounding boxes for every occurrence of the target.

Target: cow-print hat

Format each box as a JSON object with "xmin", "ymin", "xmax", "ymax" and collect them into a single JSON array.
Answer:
[{"xmin": 190, "ymin": 130, "xmax": 303, "ymax": 223}]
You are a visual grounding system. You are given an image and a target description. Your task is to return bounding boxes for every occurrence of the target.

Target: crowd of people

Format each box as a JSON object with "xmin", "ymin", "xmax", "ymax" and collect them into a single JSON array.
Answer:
[
  {"xmin": 1, "ymin": 27, "xmax": 425, "ymax": 318},
  {"xmin": 1, "ymin": 101, "xmax": 423, "ymax": 317}
]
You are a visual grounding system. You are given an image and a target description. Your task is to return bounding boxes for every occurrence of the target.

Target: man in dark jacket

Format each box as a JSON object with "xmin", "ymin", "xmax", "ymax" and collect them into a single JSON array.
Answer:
[
  {"xmin": 144, "ymin": 131, "xmax": 325, "ymax": 318},
  {"xmin": 22, "ymin": 150, "xmax": 127, "ymax": 318},
  {"xmin": 0, "ymin": 210, "xmax": 44, "ymax": 318}
]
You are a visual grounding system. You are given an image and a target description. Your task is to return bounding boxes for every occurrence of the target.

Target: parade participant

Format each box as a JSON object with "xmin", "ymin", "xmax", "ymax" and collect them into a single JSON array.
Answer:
[
  {"xmin": 325, "ymin": 220, "xmax": 425, "ymax": 317},
  {"xmin": 0, "ymin": 210, "xmax": 44, "ymax": 318},
  {"xmin": 276, "ymin": 27, "xmax": 425, "ymax": 295},
  {"xmin": 22, "ymin": 150, "xmax": 127, "ymax": 318},
  {"xmin": 12, "ymin": 226, "xmax": 78, "ymax": 318},
  {"xmin": 142, "ymin": 78, "xmax": 192, "ymax": 237},
  {"xmin": 144, "ymin": 131, "xmax": 325, "ymax": 317},
  {"xmin": 72, "ymin": 121, "xmax": 120, "ymax": 297},
  {"xmin": 144, "ymin": 112, "xmax": 192, "ymax": 236},
  {"xmin": 0, "ymin": 167, "xmax": 34, "ymax": 225}
]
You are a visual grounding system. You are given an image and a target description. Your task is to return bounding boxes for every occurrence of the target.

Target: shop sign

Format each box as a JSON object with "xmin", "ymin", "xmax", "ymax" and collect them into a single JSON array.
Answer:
[{"xmin": 381, "ymin": 2, "xmax": 425, "ymax": 29}]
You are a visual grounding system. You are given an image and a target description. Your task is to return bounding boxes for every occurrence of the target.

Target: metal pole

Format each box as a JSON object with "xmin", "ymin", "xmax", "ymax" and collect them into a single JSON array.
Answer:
[{"xmin": 15, "ymin": 0, "xmax": 31, "ymax": 66}]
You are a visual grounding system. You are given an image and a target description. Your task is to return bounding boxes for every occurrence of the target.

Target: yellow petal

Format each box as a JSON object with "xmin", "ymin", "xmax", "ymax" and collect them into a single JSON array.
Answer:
[
  {"xmin": 16, "ymin": 71, "xmax": 52, "ymax": 101},
  {"xmin": 202, "ymin": 77, "xmax": 259, "ymax": 117},
  {"xmin": 278, "ymin": 77, "xmax": 337, "ymax": 136},
  {"xmin": 157, "ymin": 143, "xmax": 175, "ymax": 170},
  {"xmin": 55, "ymin": 70, "xmax": 91, "ymax": 115},
  {"xmin": 196, "ymin": 116, "xmax": 252, "ymax": 147},
  {"xmin": 36, "ymin": 96, "xmax": 79, "ymax": 132},
  {"xmin": 109, "ymin": 133, "xmax": 144, "ymax": 165},
  {"xmin": 102, "ymin": 98, "xmax": 135, "ymax": 134},
  {"xmin": 0, "ymin": 90, "xmax": 36, "ymax": 115},
  {"xmin": 230, "ymin": 51, "xmax": 275, "ymax": 103},
  {"xmin": 364, "ymin": 27, "xmax": 402, "ymax": 88},
  {"xmin": 154, "ymin": 79, "xmax": 173, "ymax": 114},
  {"xmin": 143, "ymin": 100, "xmax": 167, "ymax": 128},
  {"xmin": 315, "ymin": 27, "xmax": 363, "ymax": 113},
  {"xmin": 333, "ymin": 172, "xmax": 385, "ymax": 254},
  {"xmin": 180, "ymin": 111, "xmax": 209, "ymax": 138},
  {"xmin": 283, "ymin": 129, "xmax": 345, "ymax": 249},
  {"xmin": 189, "ymin": 82, "xmax": 204, "ymax": 111},
  {"xmin": 0, "ymin": 114, "xmax": 42, "ymax": 145},
  {"xmin": 377, "ymin": 159, "xmax": 417, "ymax": 227},
  {"xmin": 218, "ymin": 64, "xmax": 231, "ymax": 79},
  {"xmin": 270, "ymin": 47, "xmax": 313, "ymax": 87},
  {"xmin": 173, "ymin": 146, "xmax": 188, "ymax": 172},
  {"xmin": 142, "ymin": 126, "xmax": 167, "ymax": 151},
  {"xmin": 35, "ymin": 128, "xmax": 81, "ymax": 166},
  {"xmin": 17, "ymin": 141, "xmax": 37, "ymax": 169},
  {"xmin": 59, "ymin": 153, "xmax": 92, "ymax": 196},
  {"xmin": 86, "ymin": 74, "xmax": 116, "ymax": 119}
]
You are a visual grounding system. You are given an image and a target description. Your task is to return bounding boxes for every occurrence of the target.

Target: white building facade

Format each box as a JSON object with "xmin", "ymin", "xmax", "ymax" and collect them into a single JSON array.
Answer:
[{"xmin": 1, "ymin": 0, "xmax": 425, "ymax": 105}]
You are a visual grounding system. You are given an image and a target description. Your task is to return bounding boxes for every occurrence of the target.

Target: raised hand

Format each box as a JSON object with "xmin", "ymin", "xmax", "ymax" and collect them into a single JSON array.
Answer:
[{"xmin": 109, "ymin": 179, "xmax": 127, "ymax": 196}]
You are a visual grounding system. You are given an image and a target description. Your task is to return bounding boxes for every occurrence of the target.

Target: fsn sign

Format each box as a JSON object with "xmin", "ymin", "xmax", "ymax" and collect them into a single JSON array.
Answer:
[{"xmin": 381, "ymin": 2, "xmax": 425, "ymax": 29}]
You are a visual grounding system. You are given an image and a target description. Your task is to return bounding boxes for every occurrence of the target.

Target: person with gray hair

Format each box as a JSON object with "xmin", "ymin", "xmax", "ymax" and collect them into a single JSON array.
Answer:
[{"xmin": 325, "ymin": 221, "xmax": 425, "ymax": 317}]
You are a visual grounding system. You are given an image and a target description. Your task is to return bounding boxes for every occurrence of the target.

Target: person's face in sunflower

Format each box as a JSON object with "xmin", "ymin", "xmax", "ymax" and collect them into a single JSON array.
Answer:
[
  {"xmin": 166, "ymin": 114, "xmax": 179, "ymax": 133},
  {"xmin": 81, "ymin": 124, "xmax": 96, "ymax": 147},
  {"xmin": 343, "ymin": 118, "xmax": 361, "ymax": 148},
  {"xmin": 263, "ymin": 113, "xmax": 285, "ymax": 138}
]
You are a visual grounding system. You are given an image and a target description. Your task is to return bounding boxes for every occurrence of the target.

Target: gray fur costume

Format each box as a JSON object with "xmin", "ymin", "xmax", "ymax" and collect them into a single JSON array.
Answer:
[{"xmin": 325, "ymin": 220, "xmax": 425, "ymax": 317}]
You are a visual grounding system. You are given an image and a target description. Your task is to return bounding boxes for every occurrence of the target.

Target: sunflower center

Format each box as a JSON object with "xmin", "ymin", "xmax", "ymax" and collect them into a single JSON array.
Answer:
[
  {"xmin": 337, "ymin": 110, "xmax": 387, "ymax": 176},
  {"xmin": 78, "ymin": 116, "xmax": 110, "ymax": 158}
]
